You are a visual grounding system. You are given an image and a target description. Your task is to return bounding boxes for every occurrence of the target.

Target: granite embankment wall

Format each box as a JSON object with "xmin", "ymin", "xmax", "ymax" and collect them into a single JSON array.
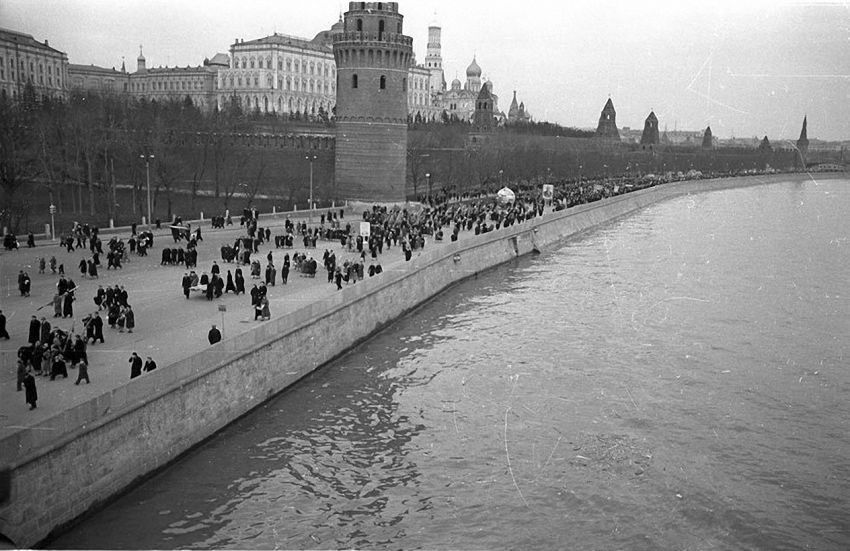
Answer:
[{"xmin": 0, "ymin": 173, "xmax": 827, "ymax": 547}]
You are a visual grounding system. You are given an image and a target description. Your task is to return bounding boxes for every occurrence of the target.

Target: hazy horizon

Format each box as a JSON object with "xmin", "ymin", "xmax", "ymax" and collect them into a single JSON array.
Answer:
[{"xmin": 2, "ymin": 0, "xmax": 848, "ymax": 141}]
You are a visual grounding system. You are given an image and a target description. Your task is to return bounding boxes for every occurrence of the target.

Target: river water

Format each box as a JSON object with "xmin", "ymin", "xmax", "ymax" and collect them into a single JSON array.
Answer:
[{"xmin": 51, "ymin": 178, "xmax": 850, "ymax": 550}]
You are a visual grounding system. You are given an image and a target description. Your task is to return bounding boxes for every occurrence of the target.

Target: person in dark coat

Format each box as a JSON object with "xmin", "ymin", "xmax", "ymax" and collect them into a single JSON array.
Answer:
[
  {"xmin": 205, "ymin": 278, "xmax": 215, "ymax": 301},
  {"xmin": 94, "ymin": 286, "xmax": 105, "ymax": 310},
  {"xmin": 143, "ymin": 357, "xmax": 157, "ymax": 372},
  {"xmin": 92, "ymin": 312, "xmax": 105, "ymax": 344},
  {"xmin": 0, "ymin": 309, "xmax": 10, "ymax": 339},
  {"xmin": 79, "ymin": 258, "xmax": 87, "ymax": 277},
  {"xmin": 214, "ymin": 275, "xmax": 224, "ymax": 298},
  {"xmin": 75, "ymin": 359, "xmax": 90, "ymax": 385},
  {"xmin": 235, "ymin": 268, "xmax": 245, "ymax": 294},
  {"xmin": 108, "ymin": 303, "xmax": 120, "ymax": 328},
  {"xmin": 250, "ymin": 284, "xmax": 259, "ymax": 310},
  {"xmin": 23, "ymin": 366, "xmax": 38, "ymax": 409},
  {"xmin": 124, "ymin": 305, "xmax": 135, "ymax": 333},
  {"xmin": 208, "ymin": 324, "xmax": 222, "ymax": 345},
  {"xmin": 50, "ymin": 353, "xmax": 68, "ymax": 380},
  {"xmin": 62, "ymin": 291, "xmax": 75, "ymax": 318},
  {"xmin": 28, "ymin": 316, "xmax": 40, "ymax": 344},
  {"xmin": 225, "ymin": 270, "xmax": 236, "ymax": 294},
  {"xmin": 182, "ymin": 273, "xmax": 192, "ymax": 299},
  {"xmin": 88, "ymin": 259, "xmax": 98, "ymax": 278},
  {"xmin": 129, "ymin": 352, "xmax": 143, "ymax": 379},
  {"xmin": 40, "ymin": 318, "xmax": 51, "ymax": 344},
  {"xmin": 282, "ymin": 255, "xmax": 290, "ymax": 284},
  {"xmin": 19, "ymin": 271, "xmax": 31, "ymax": 296}
]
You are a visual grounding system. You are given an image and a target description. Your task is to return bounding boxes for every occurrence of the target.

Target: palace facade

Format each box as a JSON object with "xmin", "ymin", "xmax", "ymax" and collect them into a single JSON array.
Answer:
[{"xmin": 0, "ymin": 28, "xmax": 69, "ymax": 101}]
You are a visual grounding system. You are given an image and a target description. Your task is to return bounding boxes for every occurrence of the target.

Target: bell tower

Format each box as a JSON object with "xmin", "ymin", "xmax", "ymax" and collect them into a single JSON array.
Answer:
[
  {"xmin": 333, "ymin": 2, "xmax": 413, "ymax": 202},
  {"xmin": 425, "ymin": 20, "xmax": 445, "ymax": 93}
]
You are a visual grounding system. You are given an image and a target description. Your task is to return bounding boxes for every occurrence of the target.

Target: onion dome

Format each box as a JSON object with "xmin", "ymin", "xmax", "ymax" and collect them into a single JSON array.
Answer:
[{"xmin": 466, "ymin": 56, "xmax": 481, "ymax": 77}]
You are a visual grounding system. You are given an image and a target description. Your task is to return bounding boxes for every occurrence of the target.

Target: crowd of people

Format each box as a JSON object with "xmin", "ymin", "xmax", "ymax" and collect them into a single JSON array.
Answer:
[{"xmin": 9, "ymin": 168, "xmax": 770, "ymax": 415}]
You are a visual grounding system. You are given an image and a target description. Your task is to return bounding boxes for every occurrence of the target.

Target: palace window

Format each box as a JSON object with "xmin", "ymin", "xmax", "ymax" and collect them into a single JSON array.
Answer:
[
  {"xmin": 352, "ymin": 74, "xmax": 358, "ymax": 88},
  {"xmin": 402, "ymin": 77, "xmax": 406, "ymax": 92},
  {"xmin": 380, "ymin": 75, "xmax": 386, "ymax": 89},
  {"xmin": 278, "ymin": 60, "xmax": 282, "ymax": 70},
  {"xmin": 379, "ymin": 20, "xmax": 385, "ymax": 41},
  {"xmin": 357, "ymin": 19, "xmax": 363, "ymax": 32},
  {"xmin": 250, "ymin": 60, "xmax": 255, "ymax": 68}
]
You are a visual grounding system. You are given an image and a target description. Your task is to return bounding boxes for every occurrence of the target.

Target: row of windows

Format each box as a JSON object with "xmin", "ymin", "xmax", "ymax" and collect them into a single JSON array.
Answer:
[
  {"xmin": 0, "ymin": 67, "xmax": 62, "ymax": 87},
  {"xmin": 1, "ymin": 55, "xmax": 63, "ymax": 75},
  {"xmin": 222, "ymin": 74, "xmax": 334, "ymax": 94},
  {"xmin": 131, "ymin": 79, "xmax": 208, "ymax": 92},
  {"xmin": 233, "ymin": 56, "xmax": 334, "ymax": 78},
  {"xmin": 353, "ymin": 17, "xmax": 403, "ymax": 36}
]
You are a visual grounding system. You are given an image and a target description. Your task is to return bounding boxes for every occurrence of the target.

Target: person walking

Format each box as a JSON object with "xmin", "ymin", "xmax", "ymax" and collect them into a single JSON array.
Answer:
[
  {"xmin": 124, "ymin": 305, "xmax": 135, "ymax": 333},
  {"xmin": 260, "ymin": 296, "xmax": 271, "ymax": 321},
  {"xmin": 28, "ymin": 316, "xmax": 40, "ymax": 345},
  {"xmin": 0, "ymin": 309, "xmax": 10, "ymax": 339},
  {"xmin": 225, "ymin": 270, "xmax": 236, "ymax": 294},
  {"xmin": 129, "ymin": 352, "xmax": 143, "ymax": 379},
  {"xmin": 23, "ymin": 366, "xmax": 38, "ymax": 409},
  {"xmin": 234, "ymin": 268, "xmax": 245, "ymax": 295},
  {"xmin": 17, "ymin": 358, "xmax": 27, "ymax": 391},
  {"xmin": 208, "ymin": 324, "xmax": 222, "ymax": 345},
  {"xmin": 75, "ymin": 359, "xmax": 90, "ymax": 385},
  {"xmin": 91, "ymin": 311, "xmax": 105, "ymax": 344}
]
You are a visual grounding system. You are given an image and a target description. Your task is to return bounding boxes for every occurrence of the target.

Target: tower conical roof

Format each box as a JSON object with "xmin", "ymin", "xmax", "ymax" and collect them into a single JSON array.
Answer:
[{"xmin": 508, "ymin": 90, "xmax": 519, "ymax": 115}]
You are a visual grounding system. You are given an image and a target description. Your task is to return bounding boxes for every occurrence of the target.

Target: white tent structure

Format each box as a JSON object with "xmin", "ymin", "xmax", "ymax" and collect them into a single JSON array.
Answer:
[{"xmin": 497, "ymin": 187, "xmax": 516, "ymax": 205}]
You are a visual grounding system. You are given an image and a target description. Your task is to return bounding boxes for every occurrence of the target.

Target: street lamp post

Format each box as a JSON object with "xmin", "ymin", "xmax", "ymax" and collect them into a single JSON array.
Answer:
[
  {"xmin": 425, "ymin": 173, "xmax": 431, "ymax": 205},
  {"xmin": 140, "ymin": 153, "xmax": 154, "ymax": 230},
  {"xmin": 306, "ymin": 154, "xmax": 317, "ymax": 220}
]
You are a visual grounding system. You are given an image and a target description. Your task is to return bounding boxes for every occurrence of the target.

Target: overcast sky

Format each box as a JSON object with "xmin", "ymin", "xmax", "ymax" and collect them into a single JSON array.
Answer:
[{"xmin": 3, "ymin": 0, "xmax": 848, "ymax": 141}]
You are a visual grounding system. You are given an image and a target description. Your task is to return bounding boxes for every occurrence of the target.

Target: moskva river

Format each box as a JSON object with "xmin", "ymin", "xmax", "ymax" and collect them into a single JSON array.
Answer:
[{"xmin": 52, "ymin": 178, "xmax": 850, "ymax": 550}]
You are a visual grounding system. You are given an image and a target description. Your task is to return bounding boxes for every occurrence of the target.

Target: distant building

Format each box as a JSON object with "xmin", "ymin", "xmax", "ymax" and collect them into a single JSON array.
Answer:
[
  {"xmin": 68, "ymin": 63, "xmax": 128, "ymax": 94},
  {"xmin": 217, "ymin": 29, "xmax": 337, "ymax": 116},
  {"xmin": 640, "ymin": 111, "xmax": 659, "ymax": 145},
  {"xmin": 759, "ymin": 136, "xmax": 772, "ymax": 151},
  {"xmin": 0, "ymin": 27, "xmax": 69, "ymax": 101},
  {"xmin": 595, "ymin": 98, "xmax": 619, "ymax": 140},
  {"xmin": 506, "ymin": 90, "xmax": 531, "ymax": 124},
  {"xmin": 128, "ymin": 47, "xmax": 224, "ymax": 110},
  {"xmin": 438, "ymin": 57, "xmax": 501, "ymax": 122}
]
